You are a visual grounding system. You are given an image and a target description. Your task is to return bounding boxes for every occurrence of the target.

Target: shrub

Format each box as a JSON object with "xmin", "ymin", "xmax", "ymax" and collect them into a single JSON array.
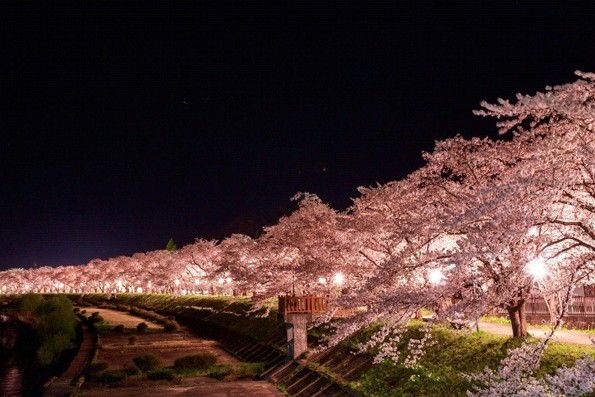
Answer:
[
  {"xmin": 87, "ymin": 360, "xmax": 109, "ymax": 378},
  {"xmin": 235, "ymin": 362, "xmax": 264, "ymax": 379},
  {"xmin": 113, "ymin": 324, "xmax": 125, "ymax": 333},
  {"xmin": 147, "ymin": 368, "xmax": 175, "ymax": 381},
  {"xmin": 207, "ymin": 363, "xmax": 263, "ymax": 381},
  {"xmin": 133, "ymin": 354, "xmax": 162, "ymax": 372},
  {"xmin": 32, "ymin": 296, "xmax": 77, "ymax": 365},
  {"xmin": 128, "ymin": 335, "xmax": 138, "ymax": 345},
  {"xmin": 136, "ymin": 322, "xmax": 148, "ymax": 334},
  {"xmin": 123, "ymin": 366, "xmax": 140, "ymax": 376},
  {"xmin": 174, "ymin": 353, "xmax": 217, "ymax": 370},
  {"xmin": 18, "ymin": 293, "xmax": 44, "ymax": 315},
  {"xmin": 99, "ymin": 370, "xmax": 127, "ymax": 383},
  {"xmin": 207, "ymin": 364, "xmax": 233, "ymax": 380},
  {"xmin": 163, "ymin": 320, "xmax": 180, "ymax": 332},
  {"xmin": 73, "ymin": 307, "xmax": 80, "ymax": 313},
  {"xmin": 89, "ymin": 313, "xmax": 104, "ymax": 323}
]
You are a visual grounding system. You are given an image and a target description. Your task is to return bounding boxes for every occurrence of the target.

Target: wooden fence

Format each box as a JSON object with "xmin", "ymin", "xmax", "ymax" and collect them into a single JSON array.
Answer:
[{"xmin": 526, "ymin": 296, "xmax": 595, "ymax": 316}]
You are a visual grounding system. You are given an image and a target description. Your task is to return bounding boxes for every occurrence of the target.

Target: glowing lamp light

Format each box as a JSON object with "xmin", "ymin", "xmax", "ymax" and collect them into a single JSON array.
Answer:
[
  {"xmin": 174, "ymin": 279, "xmax": 180, "ymax": 286},
  {"xmin": 195, "ymin": 279, "xmax": 200, "ymax": 285},
  {"xmin": 218, "ymin": 278, "xmax": 225, "ymax": 284},
  {"xmin": 526, "ymin": 257, "xmax": 547, "ymax": 280},
  {"xmin": 333, "ymin": 272, "xmax": 345, "ymax": 286},
  {"xmin": 318, "ymin": 277, "xmax": 327, "ymax": 285},
  {"xmin": 429, "ymin": 269, "xmax": 444, "ymax": 285},
  {"xmin": 226, "ymin": 277, "xmax": 232, "ymax": 284}
]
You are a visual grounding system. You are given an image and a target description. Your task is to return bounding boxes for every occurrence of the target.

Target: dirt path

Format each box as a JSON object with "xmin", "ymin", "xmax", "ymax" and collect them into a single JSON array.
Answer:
[
  {"xmin": 78, "ymin": 307, "xmax": 162, "ymax": 329},
  {"xmin": 75, "ymin": 378, "xmax": 284, "ymax": 397},
  {"xmin": 477, "ymin": 321, "xmax": 595, "ymax": 346}
]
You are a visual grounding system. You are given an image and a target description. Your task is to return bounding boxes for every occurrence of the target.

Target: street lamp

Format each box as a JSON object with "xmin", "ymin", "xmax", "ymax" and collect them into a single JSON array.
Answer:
[
  {"xmin": 332, "ymin": 272, "xmax": 344, "ymax": 286},
  {"xmin": 429, "ymin": 268, "xmax": 444, "ymax": 285},
  {"xmin": 526, "ymin": 257, "xmax": 546, "ymax": 280}
]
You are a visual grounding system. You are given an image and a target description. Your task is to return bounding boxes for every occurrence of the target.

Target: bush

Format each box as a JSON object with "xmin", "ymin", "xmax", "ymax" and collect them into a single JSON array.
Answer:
[
  {"xmin": 235, "ymin": 362, "xmax": 264, "ymax": 379},
  {"xmin": 87, "ymin": 360, "xmax": 109, "ymax": 378},
  {"xmin": 18, "ymin": 293, "xmax": 44, "ymax": 315},
  {"xmin": 174, "ymin": 353, "xmax": 217, "ymax": 370},
  {"xmin": 207, "ymin": 363, "xmax": 263, "ymax": 381},
  {"xmin": 136, "ymin": 322, "xmax": 148, "ymax": 334},
  {"xmin": 89, "ymin": 313, "xmax": 104, "ymax": 323},
  {"xmin": 207, "ymin": 364, "xmax": 233, "ymax": 380},
  {"xmin": 147, "ymin": 368, "xmax": 175, "ymax": 381},
  {"xmin": 128, "ymin": 335, "xmax": 137, "ymax": 345},
  {"xmin": 133, "ymin": 354, "xmax": 162, "ymax": 372},
  {"xmin": 73, "ymin": 307, "xmax": 80, "ymax": 313},
  {"xmin": 163, "ymin": 320, "xmax": 180, "ymax": 332},
  {"xmin": 123, "ymin": 366, "xmax": 140, "ymax": 376},
  {"xmin": 99, "ymin": 370, "xmax": 127, "ymax": 383},
  {"xmin": 113, "ymin": 324, "xmax": 125, "ymax": 333},
  {"xmin": 31, "ymin": 296, "xmax": 78, "ymax": 365}
]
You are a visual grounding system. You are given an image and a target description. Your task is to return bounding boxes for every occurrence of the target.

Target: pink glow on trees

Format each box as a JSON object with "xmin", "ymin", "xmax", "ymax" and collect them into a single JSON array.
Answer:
[{"xmin": 0, "ymin": 71, "xmax": 594, "ymax": 396}]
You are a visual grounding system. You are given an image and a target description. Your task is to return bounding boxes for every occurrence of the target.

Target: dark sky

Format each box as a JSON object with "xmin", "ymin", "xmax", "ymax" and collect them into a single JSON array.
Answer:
[{"xmin": 2, "ymin": 1, "xmax": 594, "ymax": 270}]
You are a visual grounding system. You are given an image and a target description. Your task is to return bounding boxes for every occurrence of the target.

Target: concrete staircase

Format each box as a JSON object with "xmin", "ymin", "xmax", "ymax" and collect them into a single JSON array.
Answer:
[{"xmin": 178, "ymin": 308, "xmax": 359, "ymax": 397}]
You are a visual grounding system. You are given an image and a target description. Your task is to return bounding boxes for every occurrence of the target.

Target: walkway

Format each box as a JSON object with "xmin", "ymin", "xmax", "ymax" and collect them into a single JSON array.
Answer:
[
  {"xmin": 44, "ymin": 323, "xmax": 95, "ymax": 397},
  {"xmin": 477, "ymin": 321, "xmax": 595, "ymax": 346},
  {"xmin": 75, "ymin": 379, "xmax": 284, "ymax": 397}
]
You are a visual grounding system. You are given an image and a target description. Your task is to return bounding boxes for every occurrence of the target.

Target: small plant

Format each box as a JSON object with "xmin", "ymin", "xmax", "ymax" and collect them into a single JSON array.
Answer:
[
  {"xmin": 89, "ymin": 312, "xmax": 104, "ymax": 323},
  {"xmin": 174, "ymin": 353, "xmax": 217, "ymax": 370},
  {"xmin": 163, "ymin": 320, "xmax": 180, "ymax": 332},
  {"xmin": 73, "ymin": 307, "xmax": 80, "ymax": 313},
  {"xmin": 235, "ymin": 362, "xmax": 264, "ymax": 379},
  {"xmin": 123, "ymin": 365, "xmax": 140, "ymax": 376},
  {"xmin": 128, "ymin": 335, "xmax": 138, "ymax": 345},
  {"xmin": 147, "ymin": 368, "xmax": 176, "ymax": 381},
  {"xmin": 113, "ymin": 324, "xmax": 125, "ymax": 333},
  {"xmin": 99, "ymin": 369, "xmax": 127, "ymax": 383},
  {"xmin": 133, "ymin": 354, "xmax": 162, "ymax": 372},
  {"xmin": 137, "ymin": 322, "xmax": 148, "ymax": 334},
  {"xmin": 86, "ymin": 360, "xmax": 109, "ymax": 378},
  {"xmin": 207, "ymin": 364, "xmax": 233, "ymax": 380}
]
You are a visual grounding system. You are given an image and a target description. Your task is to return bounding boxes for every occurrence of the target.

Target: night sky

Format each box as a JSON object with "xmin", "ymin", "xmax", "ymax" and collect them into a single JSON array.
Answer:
[{"xmin": 2, "ymin": 2, "xmax": 595, "ymax": 270}]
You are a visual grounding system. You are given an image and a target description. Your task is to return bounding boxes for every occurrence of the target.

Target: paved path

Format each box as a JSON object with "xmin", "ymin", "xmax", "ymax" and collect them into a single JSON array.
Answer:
[
  {"xmin": 44, "ymin": 323, "xmax": 94, "ymax": 397},
  {"xmin": 476, "ymin": 321, "xmax": 595, "ymax": 346}
]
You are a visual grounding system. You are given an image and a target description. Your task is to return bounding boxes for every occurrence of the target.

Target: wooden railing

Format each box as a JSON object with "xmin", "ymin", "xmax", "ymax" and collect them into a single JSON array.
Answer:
[
  {"xmin": 279, "ymin": 295, "xmax": 328, "ymax": 316},
  {"xmin": 526, "ymin": 296, "xmax": 595, "ymax": 316}
]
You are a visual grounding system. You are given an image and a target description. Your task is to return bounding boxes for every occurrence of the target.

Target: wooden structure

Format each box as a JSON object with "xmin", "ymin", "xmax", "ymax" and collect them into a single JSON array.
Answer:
[
  {"xmin": 278, "ymin": 294, "xmax": 328, "ymax": 317},
  {"xmin": 525, "ymin": 296, "xmax": 595, "ymax": 316}
]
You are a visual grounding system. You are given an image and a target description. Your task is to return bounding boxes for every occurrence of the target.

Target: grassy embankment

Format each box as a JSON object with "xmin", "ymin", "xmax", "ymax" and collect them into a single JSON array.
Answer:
[{"xmin": 70, "ymin": 294, "xmax": 595, "ymax": 397}]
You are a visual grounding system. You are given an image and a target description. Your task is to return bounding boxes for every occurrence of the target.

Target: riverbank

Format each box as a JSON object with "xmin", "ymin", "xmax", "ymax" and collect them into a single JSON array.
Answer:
[
  {"xmin": 72, "ymin": 307, "xmax": 284, "ymax": 397},
  {"xmin": 73, "ymin": 293, "xmax": 595, "ymax": 397}
]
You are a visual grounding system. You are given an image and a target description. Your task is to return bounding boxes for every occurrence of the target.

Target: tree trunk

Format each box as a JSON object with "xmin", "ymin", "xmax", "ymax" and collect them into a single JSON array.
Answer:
[{"xmin": 507, "ymin": 299, "xmax": 528, "ymax": 337}]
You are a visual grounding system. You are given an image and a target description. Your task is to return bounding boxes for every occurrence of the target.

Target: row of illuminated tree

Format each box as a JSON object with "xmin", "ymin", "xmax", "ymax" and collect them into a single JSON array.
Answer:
[{"xmin": 2, "ymin": 73, "xmax": 595, "ymax": 393}]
